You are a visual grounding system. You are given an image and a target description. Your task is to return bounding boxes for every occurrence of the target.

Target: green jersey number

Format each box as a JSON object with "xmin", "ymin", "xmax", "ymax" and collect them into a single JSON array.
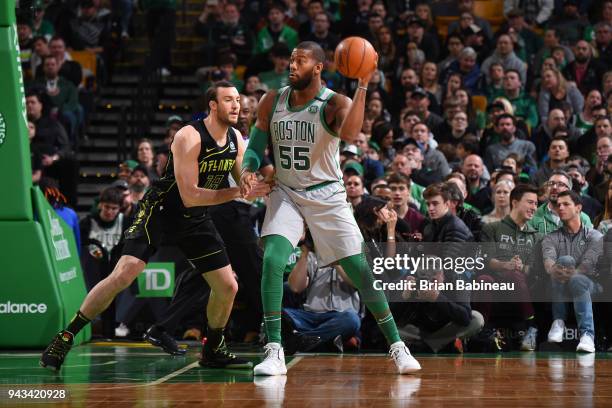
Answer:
[{"xmin": 279, "ymin": 145, "xmax": 310, "ymax": 170}]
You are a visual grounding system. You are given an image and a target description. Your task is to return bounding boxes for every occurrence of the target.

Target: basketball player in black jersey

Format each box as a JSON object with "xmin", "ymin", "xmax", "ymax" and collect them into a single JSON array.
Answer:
[{"xmin": 40, "ymin": 81, "xmax": 271, "ymax": 371}]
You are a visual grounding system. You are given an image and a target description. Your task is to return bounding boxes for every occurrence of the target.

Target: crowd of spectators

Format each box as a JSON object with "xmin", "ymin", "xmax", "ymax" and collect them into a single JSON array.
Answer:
[{"xmin": 25, "ymin": 0, "xmax": 612, "ymax": 353}]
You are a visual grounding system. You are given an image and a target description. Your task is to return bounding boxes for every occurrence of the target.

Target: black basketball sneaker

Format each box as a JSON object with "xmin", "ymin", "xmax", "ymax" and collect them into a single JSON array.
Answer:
[
  {"xmin": 199, "ymin": 336, "xmax": 253, "ymax": 369},
  {"xmin": 40, "ymin": 331, "xmax": 74, "ymax": 371},
  {"xmin": 144, "ymin": 325, "xmax": 187, "ymax": 356}
]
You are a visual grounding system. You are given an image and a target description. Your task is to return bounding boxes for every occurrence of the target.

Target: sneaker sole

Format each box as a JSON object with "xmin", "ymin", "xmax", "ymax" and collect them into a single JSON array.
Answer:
[
  {"xmin": 39, "ymin": 360, "xmax": 60, "ymax": 372},
  {"xmin": 143, "ymin": 334, "xmax": 187, "ymax": 356},
  {"xmin": 398, "ymin": 366, "xmax": 421, "ymax": 374},
  {"xmin": 253, "ymin": 368, "xmax": 287, "ymax": 376}
]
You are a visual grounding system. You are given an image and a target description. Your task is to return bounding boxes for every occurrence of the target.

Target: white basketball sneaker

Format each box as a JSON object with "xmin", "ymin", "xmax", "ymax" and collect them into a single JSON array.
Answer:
[
  {"xmin": 576, "ymin": 334, "xmax": 595, "ymax": 353},
  {"xmin": 254, "ymin": 343, "xmax": 287, "ymax": 376},
  {"xmin": 547, "ymin": 319, "xmax": 565, "ymax": 343},
  {"xmin": 389, "ymin": 341, "xmax": 421, "ymax": 374}
]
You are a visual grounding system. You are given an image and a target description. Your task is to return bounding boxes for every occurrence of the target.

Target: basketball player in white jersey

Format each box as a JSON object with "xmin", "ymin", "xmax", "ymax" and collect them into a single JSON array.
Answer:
[{"xmin": 240, "ymin": 41, "xmax": 421, "ymax": 376}]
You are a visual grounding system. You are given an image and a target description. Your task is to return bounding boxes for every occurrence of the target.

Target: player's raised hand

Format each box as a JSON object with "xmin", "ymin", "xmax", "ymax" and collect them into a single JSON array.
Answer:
[
  {"xmin": 243, "ymin": 180, "xmax": 271, "ymax": 200},
  {"xmin": 358, "ymin": 52, "xmax": 378, "ymax": 86},
  {"xmin": 239, "ymin": 170, "xmax": 257, "ymax": 197}
]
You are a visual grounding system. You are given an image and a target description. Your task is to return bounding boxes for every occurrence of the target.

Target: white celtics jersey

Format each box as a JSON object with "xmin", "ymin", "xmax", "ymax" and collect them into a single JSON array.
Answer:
[{"xmin": 269, "ymin": 86, "xmax": 342, "ymax": 190}]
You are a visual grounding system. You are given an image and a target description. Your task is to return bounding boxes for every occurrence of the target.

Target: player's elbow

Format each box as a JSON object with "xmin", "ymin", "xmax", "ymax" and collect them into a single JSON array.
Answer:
[
  {"xmin": 338, "ymin": 128, "xmax": 358, "ymax": 144},
  {"xmin": 181, "ymin": 196, "xmax": 198, "ymax": 208},
  {"xmin": 178, "ymin": 187, "xmax": 199, "ymax": 208},
  {"xmin": 341, "ymin": 135, "xmax": 357, "ymax": 144}
]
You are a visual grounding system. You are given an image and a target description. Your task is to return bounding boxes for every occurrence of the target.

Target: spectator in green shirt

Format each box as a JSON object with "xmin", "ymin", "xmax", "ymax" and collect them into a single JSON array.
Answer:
[
  {"xmin": 575, "ymin": 90, "xmax": 606, "ymax": 136},
  {"xmin": 498, "ymin": 69, "xmax": 538, "ymax": 130},
  {"xmin": 528, "ymin": 170, "xmax": 592, "ymax": 234},
  {"xmin": 32, "ymin": 5, "xmax": 55, "ymax": 41},
  {"xmin": 254, "ymin": 3, "xmax": 299, "ymax": 55},
  {"xmin": 31, "ymin": 56, "xmax": 82, "ymax": 142}
]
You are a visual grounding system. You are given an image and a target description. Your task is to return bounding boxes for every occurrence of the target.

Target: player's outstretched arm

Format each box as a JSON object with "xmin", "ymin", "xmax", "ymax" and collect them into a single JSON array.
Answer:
[
  {"xmin": 335, "ymin": 56, "xmax": 378, "ymax": 143},
  {"xmin": 172, "ymin": 126, "xmax": 241, "ymax": 207},
  {"xmin": 232, "ymin": 128, "xmax": 272, "ymax": 200},
  {"xmin": 240, "ymin": 90, "xmax": 277, "ymax": 196}
]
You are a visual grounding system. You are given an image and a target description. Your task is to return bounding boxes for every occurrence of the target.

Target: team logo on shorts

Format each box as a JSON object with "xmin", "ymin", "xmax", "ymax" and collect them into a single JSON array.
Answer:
[{"xmin": 308, "ymin": 106, "xmax": 319, "ymax": 114}]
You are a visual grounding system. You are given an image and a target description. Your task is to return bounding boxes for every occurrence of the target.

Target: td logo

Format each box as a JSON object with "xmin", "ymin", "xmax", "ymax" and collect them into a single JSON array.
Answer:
[
  {"xmin": 144, "ymin": 269, "xmax": 171, "ymax": 291},
  {"xmin": 137, "ymin": 263, "xmax": 175, "ymax": 298}
]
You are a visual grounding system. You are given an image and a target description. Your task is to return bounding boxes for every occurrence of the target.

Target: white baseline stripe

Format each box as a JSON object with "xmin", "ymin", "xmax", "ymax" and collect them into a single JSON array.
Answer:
[
  {"xmin": 147, "ymin": 361, "xmax": 199, "ymax": 386},
  {"xmin": 286, "ymin": 356, "xmax": 302, "ymax": 370}
]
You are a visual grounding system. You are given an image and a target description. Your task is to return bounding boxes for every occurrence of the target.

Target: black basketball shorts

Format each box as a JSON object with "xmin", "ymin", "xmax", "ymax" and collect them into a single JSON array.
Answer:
[{"xmin": 122, "ymin": 194, "xmax": 230, "ymax": 273}]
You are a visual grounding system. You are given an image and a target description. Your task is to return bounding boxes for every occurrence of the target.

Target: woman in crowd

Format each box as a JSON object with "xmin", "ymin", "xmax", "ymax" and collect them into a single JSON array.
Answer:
[
  {"xmin": 374, "ymin": 25, "xmax": 397, "ymax": 80},
  {"xmin": 442, "ymin": 72, "xmax": 464, "ymax": 105},
  {"xmin": 595, "ymin": 179, "xmax": 612, "ymax": 234},
  {"xmin": 372, "ymin": 122, "xmax": 396, "ymax": 167},
  {"xmin": 135, "ymin": 138, "xmax": 157, "ymax": 180},
  {"xmin": 345, "ymin": 174, "xmax": 366, "ymax": 209},
  {"xmin": 538, "ymin": 67, "xmax": 584, "ymax": 123},
  {"xmin": 482, "ymin": 179, "xmax": 515, "ymax": 224},
  {"xmin": 421, "ymin": 61, "xmax": 442, "ymax": 104},
  {"xmin": 415, "ymin": 3, "xmax": 439, "ymax": 41}
]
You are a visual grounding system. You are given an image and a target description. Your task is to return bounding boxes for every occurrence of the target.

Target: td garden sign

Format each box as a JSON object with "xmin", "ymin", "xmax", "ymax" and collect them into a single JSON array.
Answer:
[{"xmin": 137, "ymin": 263, "xmax": 175, "ymax": 298}]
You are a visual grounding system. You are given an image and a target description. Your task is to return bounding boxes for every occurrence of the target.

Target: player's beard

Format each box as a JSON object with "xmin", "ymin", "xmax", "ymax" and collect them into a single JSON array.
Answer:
[
  {"xmin": 290, "ymin": 71, "xmax": 314, "ymax": 90},
  {"xmin": 218, "ymin": 110, "xmax": 238, "ymax": 127}
]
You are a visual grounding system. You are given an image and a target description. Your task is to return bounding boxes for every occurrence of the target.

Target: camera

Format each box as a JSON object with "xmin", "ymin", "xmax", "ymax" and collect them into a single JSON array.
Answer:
[{"xmin": 297, "ymin": 228, "xmax": 315, "ymax": 252}]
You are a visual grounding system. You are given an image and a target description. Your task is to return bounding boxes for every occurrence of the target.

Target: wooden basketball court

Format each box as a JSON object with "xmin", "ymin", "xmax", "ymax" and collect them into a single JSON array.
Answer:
[{"xmin": 0, "ymin": 342, "xmax": 609, "ymax": 406}]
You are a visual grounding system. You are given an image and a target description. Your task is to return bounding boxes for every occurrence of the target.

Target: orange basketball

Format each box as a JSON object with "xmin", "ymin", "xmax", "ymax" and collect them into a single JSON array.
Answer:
[{"xmin": 334, "ymin": 37, "xmax": 378, "ymax": 79}]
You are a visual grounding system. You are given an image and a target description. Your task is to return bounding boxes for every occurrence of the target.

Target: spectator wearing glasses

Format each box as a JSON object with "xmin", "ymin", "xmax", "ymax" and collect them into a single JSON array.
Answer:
[{"xmin": 528, "ymin": 170, "xmax": 592, "ymax": 234}]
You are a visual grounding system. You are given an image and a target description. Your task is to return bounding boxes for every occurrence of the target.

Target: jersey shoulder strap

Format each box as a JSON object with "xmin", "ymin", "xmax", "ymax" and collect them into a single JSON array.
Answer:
[
  {"xmin": 317, "ymin": 87, "xmax": 335, "ymax": 102},
  {"xmin": 227, "ymin": 127, "xmax": 239, "ymax": 153},
  {"xmin": 272, "ymin": 86, "xmax": 290, "ymax": 115}
]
